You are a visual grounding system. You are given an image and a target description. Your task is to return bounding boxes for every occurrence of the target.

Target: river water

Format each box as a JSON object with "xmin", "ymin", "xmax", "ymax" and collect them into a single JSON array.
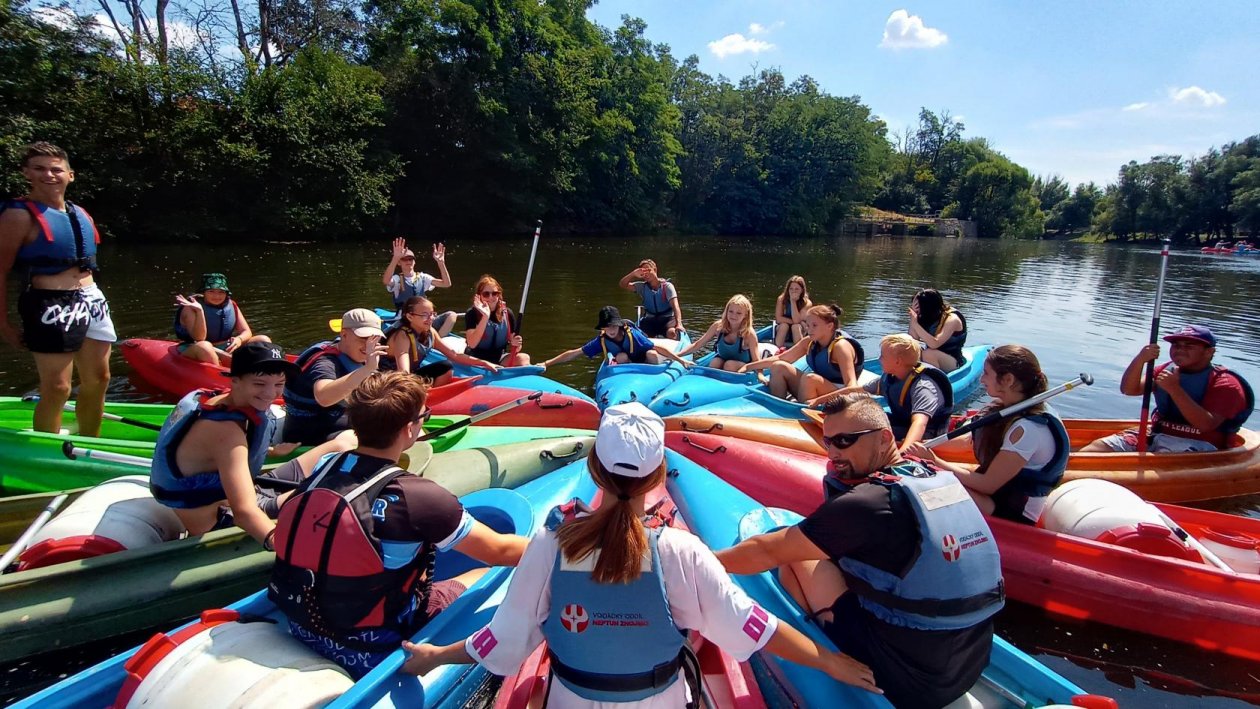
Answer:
[{"xmin": 2, "ymin": 235, "xmax": 1259, "ymax": 706}]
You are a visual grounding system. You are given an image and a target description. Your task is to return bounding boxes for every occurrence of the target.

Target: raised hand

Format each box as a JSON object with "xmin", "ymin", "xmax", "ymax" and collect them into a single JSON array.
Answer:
[
  {"xmin": 432, "ymin": 243, "xmax": 445, "ymax": 263},
  {"xmin": 391, "ymin": 237, "xmax": 408, "ymax": 260},
  {"xmin": 1135, "ymin": 343, "xmax": 1161, "ymax": 364},
  {"xmin": 364, "ymin": 335, "xmax": 388, "ymax": 371},
  {"xmin": 472, "ymin": 294, "xmax": 491, "ymax": 317},
  {"xmin": 175, "ymin": 294, "xmax": 203, "ymax": 311}
]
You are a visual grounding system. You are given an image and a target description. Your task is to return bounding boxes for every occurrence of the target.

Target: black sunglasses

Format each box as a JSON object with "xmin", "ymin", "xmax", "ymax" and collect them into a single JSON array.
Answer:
[
  {"xmin": 414, "ymin": 407, "xmax": 432, "ymax": 425},
  {"xmin": 480, "ymin": 290, "xmax": 501, "ymax": 297},
  {"xmin": 820, "ymin": 428, "xmax": 881, "ymax": 450}
]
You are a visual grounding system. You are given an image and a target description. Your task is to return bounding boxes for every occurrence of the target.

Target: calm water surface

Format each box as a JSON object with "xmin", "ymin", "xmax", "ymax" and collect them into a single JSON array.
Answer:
[{"xmin": 2, "ymin": 235, "xmax": 1258, "ymax": 706}]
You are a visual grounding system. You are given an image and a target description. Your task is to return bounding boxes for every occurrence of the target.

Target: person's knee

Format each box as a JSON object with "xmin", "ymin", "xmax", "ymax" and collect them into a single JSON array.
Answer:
[
  {"xmin": 614, "ymin": 353, "xmax": 630, "ymax": 364},
  {"xmin": 80, "ymin": 365, "xmax": 111, "ymax": 390},
  {"xmin": 770, "ymin": 360, "xmax": 795, "ymax": 376},
  {"xmin": 723, "ymin": 360, "xmax": 743, "ymax": 372},
  {"xmin": 39, "ymin": 377, "xmax": 73, "ymax": 400},
  {"xmin": 248, "ymin": 334, "xmax": 272, "ymax": 344}
]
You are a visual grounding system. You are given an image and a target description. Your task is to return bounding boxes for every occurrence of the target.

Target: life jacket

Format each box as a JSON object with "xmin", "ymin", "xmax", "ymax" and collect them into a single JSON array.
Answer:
[
  {"xmin": 829, "ymin": 462, "xmax": 1005, "ymax": 630},
  {"xmin": 805, "ymin": 330, "xmax": 864, "ymax": 385},
  {"xmin": 468, "ymin": 308, "xmax": 512, "ymax": 361},
  {"xmin": 7, "ymin": 199, "xmax": 100, "ymax": 277},
  {"xmin": 268, "ymin": 452, "xmax": 436, "ymax": 650},
  {"xmin": 714, "ymin": 330, "xmax": 751, "ymax": 364},
  {"xmin": 876, "ymin": 363, "xmax": 954, "ymax": 438},
  {"xmin": 541, "ymin": 504, "xmax": 687, "ymax": 703},
  {"xmin": 970, "ymin": 409, "xmax": 1070, "ymax": 502},
  {"xmin": 149, "ymin": 389, "xmax": 273, "ymax": 509},
  {"xmin": 391, "ymin": 272, "xmax": 429, "ymax": 307},
  {"xmin": 598, "ymin": 325, "xmax": 648, "ymax": 364},
  {"xmin": 1152, "ymin": 364, "xmax": 1255, "ymax": 447},
  {"xmin": 173, "ymin": 299, "xmax": 239, "ymax": 345},
  {"xmin": 388, "ymin": 324, "xmax": 435, "ymax": 371},
  {"xmin": 924, "ymin": 308, "xmax": 967, "ymax": 364},
  {"xmin": 283, "ymin": 342, "xmax": 362, "ymax": 420},
  {"xmin": 638, "ymin": 279, "xmax": 674, "ymax": 317}
]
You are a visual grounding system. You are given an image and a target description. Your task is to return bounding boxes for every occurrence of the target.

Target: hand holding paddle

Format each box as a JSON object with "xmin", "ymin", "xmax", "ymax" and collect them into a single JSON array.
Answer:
[
  {"xmin": 510, "ymin": 220, "xmax": 543, "ymax": 361},
  {"xmin": 920, "ymin": 373, "xmax": 1095, "ymax": 449},
  {"xmin": 1137, "ymin": 240, "xmax": 1172, "ymax": 453}
]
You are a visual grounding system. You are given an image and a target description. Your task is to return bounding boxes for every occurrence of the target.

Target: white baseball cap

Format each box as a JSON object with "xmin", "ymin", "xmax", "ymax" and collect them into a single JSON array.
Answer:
[{"xmin": 595, "ymin": 403, "xmax": 665, "ymax": 478}]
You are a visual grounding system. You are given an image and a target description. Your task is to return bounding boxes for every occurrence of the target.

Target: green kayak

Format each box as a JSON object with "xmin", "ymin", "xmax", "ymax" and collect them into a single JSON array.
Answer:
[
  {"xmin": 0, "ymin": 397, "xmax": 591, "ymax": 495},
  {"xmin": 0, "ymin": 433, "xmax": 593, "ymax": 664}
]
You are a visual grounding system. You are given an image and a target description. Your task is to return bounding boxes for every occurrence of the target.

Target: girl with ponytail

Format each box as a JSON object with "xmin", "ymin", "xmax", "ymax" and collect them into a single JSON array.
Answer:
[
  {"xmin": 739, "ymin": 302, "xmax": 864, "ymax": 402},
  {"xmin": 400, "ymin": 403, "xmax": 881, "ymax": 703},
  {"xmin": 907, "ymin": 345, "xmax": 1070, "ymax": 524}
]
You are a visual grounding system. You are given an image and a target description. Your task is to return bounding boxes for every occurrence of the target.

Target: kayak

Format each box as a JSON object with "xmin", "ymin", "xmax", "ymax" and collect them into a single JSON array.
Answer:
[
  {"xmin": 664, "ymin": 414, "xmax": 1260, "ymax": 503},
  {"xmin": 667, "ymin": 430, "xmax": 1260, "ymax": 661},
  {"xmin": 0, "ymin": 395, "xmax": 592, "ymax": 495},
  {"xmin": 430, "ymin": 386, "xmax": 600, "ymax": 430},
  {"xmin": 663, "ymin": 449, "xmax": 1116, "ymax": 708},
  {"xmin": 666, "ymin": 345, "xmax": 990, "ymax": 421},
  {"xmin": 467, "ymin": 365, "xmax": 594, "ymax": 403},
  {"xmin": 0, "ymin": 435, "xmax": 594, "ymax": 664},
  {"xmin": 646, "ymin": 323, "xmax": 792, "ymax": 417},
  {"xmin": 492, "ymin": 485, "xmax": 770, "ymax": 708},
  {"xmin": 592, "ymin": 332, "xmax": 693, "ymax": 409},
  {"xmin": 10, "ymin": 459, "xmax": 598, "ymax": 709}
]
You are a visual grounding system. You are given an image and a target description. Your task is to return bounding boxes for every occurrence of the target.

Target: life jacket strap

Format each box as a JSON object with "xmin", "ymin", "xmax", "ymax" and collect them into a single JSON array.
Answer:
[
  {"xmin": 548, "ymin": 647, "xmax": 684, "ymax": 694},
  {"xmin": 844, "ymin": 573, "xmax": 1004, "ymax": 618}
]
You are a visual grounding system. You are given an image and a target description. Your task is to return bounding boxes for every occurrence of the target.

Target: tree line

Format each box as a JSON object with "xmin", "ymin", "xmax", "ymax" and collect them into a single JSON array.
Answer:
[{"xmin": 3, "ymin": 0, "xmax": 1255, "ymax": 242}]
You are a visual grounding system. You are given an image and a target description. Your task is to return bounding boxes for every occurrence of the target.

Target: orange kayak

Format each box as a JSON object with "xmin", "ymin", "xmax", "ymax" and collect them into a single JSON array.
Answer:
[{"xmin": 664, "ymin": 415, "xmax": 1260, "ymax": 503}]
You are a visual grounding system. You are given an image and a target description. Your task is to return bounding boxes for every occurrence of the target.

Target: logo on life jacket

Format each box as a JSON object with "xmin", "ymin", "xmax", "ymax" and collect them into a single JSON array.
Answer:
[
  {"xmin": 561, "ymin": 604, "xmax": 590, "ymax": 633},
  {"xmin": 942, "ymin": 534, "xmax": 961, "ymax": 562}
]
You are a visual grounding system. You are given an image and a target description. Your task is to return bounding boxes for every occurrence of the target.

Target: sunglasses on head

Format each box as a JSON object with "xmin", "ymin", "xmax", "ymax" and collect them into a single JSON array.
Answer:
[
  {"xmin": 481, "ymin": 290, "xmax": 501, "ymax": 297},
  {"xmin": 820, "ymin": 428, "xmax": 881, "ymax": 450}
]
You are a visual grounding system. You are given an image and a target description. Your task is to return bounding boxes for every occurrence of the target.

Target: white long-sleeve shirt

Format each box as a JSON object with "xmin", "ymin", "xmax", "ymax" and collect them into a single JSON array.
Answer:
[{"xmin": 465, "ymin": 525, "xmax": 779, "ymax": 708}]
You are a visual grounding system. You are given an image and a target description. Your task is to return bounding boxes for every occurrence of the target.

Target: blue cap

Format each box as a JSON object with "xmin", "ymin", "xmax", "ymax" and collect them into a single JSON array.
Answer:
[{"xmin": 1163, "ymin": 325, "xmax": 1217, "ymax": 347}]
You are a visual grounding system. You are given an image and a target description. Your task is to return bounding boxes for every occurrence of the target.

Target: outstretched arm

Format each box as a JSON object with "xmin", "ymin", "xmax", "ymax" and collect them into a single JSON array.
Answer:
[
  {"xmin": 675, "ymin": 321, "xmax": 719, "ymax": 357},
  {"xmin": 542, "ymin": 347, "xmax": 585, "ymax": 369},
  {"xmin": 382, "ymin": 237, "xmax": 407, "ymax": 289},
  {"xmin": 429, "ymin": 243, "xmax": 452, "ymax": 288}
]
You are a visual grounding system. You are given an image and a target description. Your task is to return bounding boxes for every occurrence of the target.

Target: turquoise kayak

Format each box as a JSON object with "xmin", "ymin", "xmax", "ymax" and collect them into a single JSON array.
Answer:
[
  {"xmin": 664, "ymin": 451, "xmax": 1114, "ymax": 708},
  {"xmin": 592, "ymin": 331, "xmax": 693, "ymax": 409},
  {"xmin": 416, "ymin": 336, "xmax": 595, "ymax": 404},
  {"xmin": 669, "ymin": 344, "xmax": 992, "ymax": 420},
  {"xmin": 12, "ymin": 459, "xmax": 598, "ymax": 709}
]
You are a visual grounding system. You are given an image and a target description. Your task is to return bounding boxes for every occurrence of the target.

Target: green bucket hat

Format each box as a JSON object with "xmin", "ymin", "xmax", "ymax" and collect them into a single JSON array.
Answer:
[{"xmin": 199, "ymin": 272, "xmax": 231, "ymax": 295}]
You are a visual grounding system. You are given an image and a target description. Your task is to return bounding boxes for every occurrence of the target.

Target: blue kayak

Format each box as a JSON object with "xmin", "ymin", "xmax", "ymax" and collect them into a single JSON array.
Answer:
[
  {"xmin": 649, "ymin": 324, "xmax": 780, "ymax": 416},
  {"xmin": 408, "ymin": 335, "xmax": 594, "ymax": 404},
  {"xmin": 672, "ymin": 344, "xmax": 992, "ymax": 420},
  {"xmin": 592, "ymin": 331, "xmax": 694, "ymax": 409},
  {"xmin": 664, "ymin": 451, "xmax": 1109, "ymax": 708},
  {"xmin": 15, "ymin": 461, "xmax": 597, "ymax": 709}
]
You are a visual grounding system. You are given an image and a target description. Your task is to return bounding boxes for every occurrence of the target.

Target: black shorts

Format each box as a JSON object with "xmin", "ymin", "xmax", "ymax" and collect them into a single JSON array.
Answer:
[
  {"xmin": 281, "ymin": 411, "xmax": 349, "ymax": 446},
  {"xmin": 211, "ymin": 461, "xmax": 309, "ymax": 529},
  {"xmin": 820, "ymin": 592, "xmax": 993, "ymax": 709},
  {"xmin": 638, "ymin": 313, "xmax": 675, "ymax": 338},
  {"xmin": 18, "ymin": 286, "xmax": 115, "ymax": 353},
  {"xmin": 413, "ymin": 360, "xmax": 453, "ymax": 381}
]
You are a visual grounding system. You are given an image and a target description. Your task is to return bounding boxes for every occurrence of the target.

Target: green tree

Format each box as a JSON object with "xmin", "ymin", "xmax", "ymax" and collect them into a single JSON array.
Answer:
[{"xmin": 951, "ymin": 157, "xmax": 1044, "ymax": 238}]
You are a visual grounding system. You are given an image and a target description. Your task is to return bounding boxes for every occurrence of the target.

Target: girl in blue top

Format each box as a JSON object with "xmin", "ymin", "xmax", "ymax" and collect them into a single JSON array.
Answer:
[
  {"xmin": 740, "ymin": 304, "xmax": 863, "ymax": 402},
  {"xmin": 774, "ymin": 276, "xmax": 812, "ymax": 349},
  {"xmin": 677, "ymin": 294, "xmax": 759, "ymax": 371}
]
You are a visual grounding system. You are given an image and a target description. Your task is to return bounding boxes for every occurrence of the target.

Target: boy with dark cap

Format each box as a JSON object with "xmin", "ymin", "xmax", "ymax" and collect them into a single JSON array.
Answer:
[{"xmin": 541, "ymin": 306, "xmax": 692, "ymax": 370}]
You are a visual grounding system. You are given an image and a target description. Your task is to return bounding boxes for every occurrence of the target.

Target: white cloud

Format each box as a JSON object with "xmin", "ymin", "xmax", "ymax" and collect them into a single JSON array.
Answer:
[
  {"xmin": 879, "ymin": 10, "xmax": 948, "ymax": 50},
  {"xmin": 748, "ymin": 21, "xmax": 784, "ymax": 36},
  {"xmin": 1122, "ymin": 102, "xmax": 1150, "ymax": 112},
  {"xmin": 708, "ymin": 33, "xmax": 775, "ymax": 59},
  {"xmin": 1168, "ymin": 86, "xmax": 1226, "ymax": 108}
]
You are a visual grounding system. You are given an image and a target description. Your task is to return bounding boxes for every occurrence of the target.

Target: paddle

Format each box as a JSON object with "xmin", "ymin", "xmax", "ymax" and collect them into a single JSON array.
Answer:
[
  {"xmin": 1150, "ymin": 507, "xmax": 1235, "ymax": 573},
  {"xmin": 509, "ymin": 220, "xmax": 543, "ymax": 362},
  {"xmin": 21, "ymin": 395, "xmax": 162, "ymax": 432},
  {"xmin": 1137, "ymin": 239, "xmax": 1172, "ymax": 453},
  {"xmin": 920, "ymin": 373, "xmax": 1095, "ymax": 448},
  {"xmin": 0, "ymin": 493, "xmax": 68, "ymax": 571},
  {"xmin": 418, "ymin": 390, "xmax": 543, "ymax": 442}
]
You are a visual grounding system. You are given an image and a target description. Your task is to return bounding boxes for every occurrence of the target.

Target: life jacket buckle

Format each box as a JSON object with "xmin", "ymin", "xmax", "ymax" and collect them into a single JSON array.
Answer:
[{"xmin": 867, "ymin": 471, "xmax": 901, "ymax": 485}]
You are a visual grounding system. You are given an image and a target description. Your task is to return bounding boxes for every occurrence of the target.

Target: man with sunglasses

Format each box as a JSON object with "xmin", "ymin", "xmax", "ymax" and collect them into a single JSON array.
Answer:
[
  {"xmin": 270, "ymin": 371, "xmax": 529, "ymax": 677},
  {"xmin": 282, "ymin": 308, "xmax": 390, "ymax": 445},
  {"xmin": 716, "ymin": 393, "xmax": 1003, "ymax": 709}
]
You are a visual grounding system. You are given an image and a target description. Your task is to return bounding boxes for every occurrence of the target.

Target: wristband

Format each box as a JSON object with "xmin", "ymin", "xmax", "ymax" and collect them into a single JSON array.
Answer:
[{"xmin": 263, "ymin": 529, "xmax": 276, "ymax": 552}]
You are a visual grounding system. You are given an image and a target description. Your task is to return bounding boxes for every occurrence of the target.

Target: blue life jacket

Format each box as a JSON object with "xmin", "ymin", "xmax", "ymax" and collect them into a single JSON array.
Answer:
[
  {"xmin": 877, "ymin": 364, "xmax": 954, "ymax": 438},
  {"xmin": 6, "ymin": 199, "xmax": 100, "ymax": 277},
  {"xmin": 283, "ymin": 342, "xmax": 362, "ymax": 420},
  {"xmin": 830, "ymin": 462, "xmax": 1005, "ymax": 630},
  {"xmin": 269, "ymin": 452, "xmax": 437, "ymax": 649},
  {"xmin": 542, "ymin": 513, "xmax": 685, "ymax": 702},
  {"xmin": 638, "ymin": 280, "xmax": 674, "ymax": 317},
  {"xmin": 1152, "ymin": 364, "xmax": 1255, "ymax": 445},
  {"xmin": 468, "ymin": 309, "xmax": 512, "ymax": 361},
  {"xmin": 598, "ymin": 325, "xmax": 649, "ymax": 364},
  {"xmin": 173, "ymin": 299, "xmax": 238, "ymax": 345},
  {"xmin": 805, "ymin": 330, "xmax": 864, "ymax": 385},
  {"xmin": 925, "ymin": 308, "xmax": 967, "ymax": 364},
  {"xmin": 149, "ymin": 389, "xmax": 274, "ymax": 509},
  {"xmin": 714, "ymin": 331, "xmax": 751, "ymax": 364},
  {"xmin": 391, "ymin": 272, "xmax": 429, "ymax": 307}
]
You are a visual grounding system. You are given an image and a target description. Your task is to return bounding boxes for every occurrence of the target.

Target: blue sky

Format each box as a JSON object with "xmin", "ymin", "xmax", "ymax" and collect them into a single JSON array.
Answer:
[{"xmin": 586, "ymin": 1, "xmax": 1260, "ymax": 188}]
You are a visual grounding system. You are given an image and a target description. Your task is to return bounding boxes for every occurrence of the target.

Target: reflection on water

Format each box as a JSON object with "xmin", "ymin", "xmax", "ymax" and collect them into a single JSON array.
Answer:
[{"xmin": 2, "ymin": 236, "xmax": 1259, "ymax": 706}]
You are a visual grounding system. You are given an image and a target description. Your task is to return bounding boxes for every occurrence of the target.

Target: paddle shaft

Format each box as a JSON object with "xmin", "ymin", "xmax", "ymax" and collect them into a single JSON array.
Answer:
[
  {"xmin": 418, "ymin": 390, "xmax": 543, "ymax": 441},
  {"xmin": 1151, "ymin": 507, "xmax": 1234, "ymax": 573},
  {"xmin": 510, "ymin": 220, "xmax": 542, "ymax": 359},
  {"xmin": 923, "ymin": 374, "xmax": 1095, "ymax": 448},
  {"xmin": 1137, "ymin": 240, "xmax": 1171, "ymax": 453},
  {"xmin": 22, "ymin": 396, "xmax": 163, "ymax": 432},
  {"xmin": 0, "ymin": 493, "xmax": 69, "ymax": 570}
]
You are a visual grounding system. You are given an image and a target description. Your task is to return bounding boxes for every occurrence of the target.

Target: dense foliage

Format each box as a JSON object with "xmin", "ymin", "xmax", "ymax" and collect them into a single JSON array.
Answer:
[{"xmin": 3, "ymin": 0, "xmax": 1254, "ymax": 241}]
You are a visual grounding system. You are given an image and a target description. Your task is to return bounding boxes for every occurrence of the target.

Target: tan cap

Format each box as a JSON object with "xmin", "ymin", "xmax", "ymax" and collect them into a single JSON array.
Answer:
[{"xmin": 341, "ymin": 308, "xmax": 384, "ymax": 338}]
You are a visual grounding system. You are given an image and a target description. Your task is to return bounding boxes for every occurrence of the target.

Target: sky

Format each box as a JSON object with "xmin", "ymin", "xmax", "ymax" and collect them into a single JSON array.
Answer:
[{"xmin": 586, "ymin": 1, "xmax": 1260, "ymax": 187}]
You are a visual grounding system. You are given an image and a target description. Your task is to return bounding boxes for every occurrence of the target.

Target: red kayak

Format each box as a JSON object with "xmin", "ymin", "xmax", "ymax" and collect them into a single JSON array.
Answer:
[
  {"xmin": 665, "ymin": 430, "xmax": 1260, "ymax": 661},
  {"xmin": 431, "ymin": 385, "xmax": 600, "ymax": 430},
  {"xmin": 493, "ymin": 487, "xmax": 767, "ymax": 708},
  {"xmin": 120, "ymin": 338, "xmax": 479, "ymax": 405}
]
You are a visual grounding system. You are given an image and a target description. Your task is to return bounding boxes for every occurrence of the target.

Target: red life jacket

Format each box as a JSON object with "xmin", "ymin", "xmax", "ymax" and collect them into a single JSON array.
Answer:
[{"xmin": 267, "ymin": 453, "xmax": 435, "ymax": 649}]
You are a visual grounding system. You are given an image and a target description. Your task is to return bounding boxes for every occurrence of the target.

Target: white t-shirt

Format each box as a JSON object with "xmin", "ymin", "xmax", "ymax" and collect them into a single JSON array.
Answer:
[
  {"xmin": 465, "ymin": 525, "xmax": 778, "ymax": 708},
  {"xmin": 1000, "ymin": 418, "xmax": 1057, "ymax": 521},
  {"xmin": 387, "ymin": 272, "xmax": 435, "ymax": 298}
]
